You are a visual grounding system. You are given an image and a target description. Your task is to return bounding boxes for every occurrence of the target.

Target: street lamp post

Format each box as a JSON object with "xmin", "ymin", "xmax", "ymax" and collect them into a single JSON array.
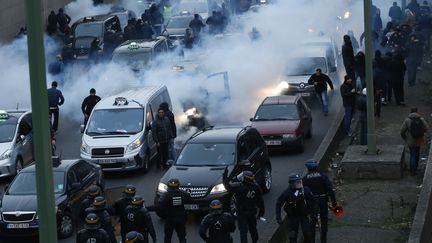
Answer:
[
  {"xmin": 24, "ymin": 0, "xmax": 58, "ymax": 242},
  {"xmin": 363, "ymin": 0, "xmax": 378, "ymax": 154}
]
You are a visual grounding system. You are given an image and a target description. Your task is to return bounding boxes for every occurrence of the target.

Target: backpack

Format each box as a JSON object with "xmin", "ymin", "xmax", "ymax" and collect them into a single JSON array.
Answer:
[{"xmin": 409, "ymin": 117, "xmax": 424, "ymax": 139}]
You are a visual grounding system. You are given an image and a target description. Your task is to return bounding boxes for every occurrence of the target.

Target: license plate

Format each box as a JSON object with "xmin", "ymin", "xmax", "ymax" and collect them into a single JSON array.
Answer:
[
  {"xmin": 7, "ymin": 223, "xmax": 30, "ymax": 229},
  {"xmin": 265, "ymin": 140, "xmax": 282, "ymax": 146},
  {"xmin": 184, "ymin": 204, "xmax": 199, "ymax": 210},
  {"xmin": 76, "ymin": 55, "xmax": 89, "ymax": 60},
  {"xmin": 300, "ymin": 93, "xmax": 310, "ymax": 96},
  {"xmin": 99, "ymin": 159, "xmax": 115, "ymax": 164}
]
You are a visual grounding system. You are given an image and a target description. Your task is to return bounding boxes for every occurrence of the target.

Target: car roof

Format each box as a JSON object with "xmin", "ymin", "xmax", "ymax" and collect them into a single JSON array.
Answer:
[
  {"xmin": 189, "ymin": 126, "xmax": 246, "ymax": 143},
  {"xmin": 94, "ymin": 85, "xmax": 166, "ymax": 110},
  {"xmin": 75, "ymin": 14, "xmax": 116, "ymax": 24},
  {"xmin": 115, "ymin": 38, "xmax": 166, "ymax": 51},
  {"xmin": 21, "ymin": 159, "xmax": 83, "ymax": 173},
  {"xmin": 261, "ymin": 96, "xmax": 299, "ymax": 105}
]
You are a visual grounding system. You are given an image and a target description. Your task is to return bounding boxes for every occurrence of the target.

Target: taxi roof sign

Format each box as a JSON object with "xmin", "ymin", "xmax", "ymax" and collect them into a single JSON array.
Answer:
[
  {"xmin": 113, "ymin": 97, "xmax": 128, "ymax": 106},
  {"xmin": 128, "ymin": 42, "xmax": 140, "ymax": 50},
  {"xmin": 171, "ymin": 65, "xmax": 185, "ymax": 72},
  {"xmin": 0, "ymin": 110, "xmax": 9, "ymax": 120}
]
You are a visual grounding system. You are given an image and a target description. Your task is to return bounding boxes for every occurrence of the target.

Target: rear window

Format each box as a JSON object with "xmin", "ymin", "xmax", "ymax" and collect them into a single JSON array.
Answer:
[{"xmin": 254, "ymin": 104, "xmax": 299, "ymax": 121}]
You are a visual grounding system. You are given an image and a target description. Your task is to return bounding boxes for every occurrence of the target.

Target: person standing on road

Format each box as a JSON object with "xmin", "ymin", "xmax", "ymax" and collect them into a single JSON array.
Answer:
[
  {"xmin": 47, "ymin": 10, "xmax": 58, "ymax": 35},
  {"xmin": 400, "ymin": 107, "xmax": 429, "ymax": 176},
  {"xmin": 340, "ymin": 75, "xmax": 356, "ymax": 136},
  {"xmin": 47, "ymin": 81, "xmax": 64, "ymax": 132},
  {"xmin": 79, "ymin": 185, "xmax": 103, "ymax": 221},
  {"xmin": 120, "ymin": 196, "xmax": 156, "ymax": 243},
  {"xmin": 275, "ymin": 174, "xmax": 316, "ymax": 243},
  {"xmin": 56, "ymin": 8, "xmax": 71, "ymax": 34},
  {"xmin": 81, "ymin": 88, "xmax": 101, "ymax": 127},
  {"xmin": 199, "ymin": 199, "xmax": 236, "ymax": 243},
  {"xmin": 405, "ymin": 35, "xmax": 423, "ymax": 87},
  {"xmin": 303, "ymin": 160, "xmax": 337, "ymax": 243},
  {"xmin": 388, "ymin": 53, "xmax": 406, "ymax": 106},
  {"xmin": 159, "ymin": 102, "xmax": 177, "ymax": 161},
  {"xmin": 156, "ymin": 178, "xmax": 191, "ymax": 243},
  {"xmin": 76, "ymin": 213, "xmax": 111, "ymax": 243},
  {"xmin": 113, "ymin": 184, "xmax": 136, "ymax": 217},
  {"xmin": 189, "ymin": 14, "xmax": 205, "ymax": 37},
  {"xmin": 389, "ymin": 2, "xmax": 403, "ymax": 23},
  {"xmin": 342, "ymin": 35, "xmax": 356, "ymax": 80},
  {"xmin": 307, "ymin": 68, "xmax": 334, "ymax": 116},
  {"xmin": 152, "ymin": 107, "xmax": 173, "ymax": 169},
  {"xmin": 85, "ymin": 196, "xmax": 117, "ymax": 243},
  {"xmin": 223, "ymin": 169, "xmax": 265, "ymax": 243}
]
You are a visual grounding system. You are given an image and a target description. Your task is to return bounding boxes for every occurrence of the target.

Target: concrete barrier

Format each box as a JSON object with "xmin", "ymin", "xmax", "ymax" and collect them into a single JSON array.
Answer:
[
  {"xmin": 258, "ymin": 107, "xmax": 346, "ymax": 243},
  {"xmin": 408, "ymin": 145, "xmax": 432, "ymax": 243}
]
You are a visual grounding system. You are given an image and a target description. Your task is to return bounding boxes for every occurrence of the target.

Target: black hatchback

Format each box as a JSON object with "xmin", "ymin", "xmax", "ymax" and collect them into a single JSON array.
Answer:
[
  {"xmin": 155, "ymin": 126, "xmax": 272, "ymax": 213},
  {"xmin": 0, "ymin": 159, "xmax": 104, "ymax": 238}
]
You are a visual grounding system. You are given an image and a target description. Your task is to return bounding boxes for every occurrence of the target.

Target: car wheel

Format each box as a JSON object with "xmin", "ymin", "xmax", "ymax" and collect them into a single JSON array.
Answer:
[
  {"xmin": 230, "ymin": 194, "xmax": 237, "ymax": 218},
  {"xmin": 15, "ymin": 158, "xmax": 23, "ymax": 175},
  {"xmin": 260, "ymin": 165, "xmax": 272, "ymax": 193},
  {"xmin": 58, "ymin": 212, "xmax": 74, "ymax": 239}
]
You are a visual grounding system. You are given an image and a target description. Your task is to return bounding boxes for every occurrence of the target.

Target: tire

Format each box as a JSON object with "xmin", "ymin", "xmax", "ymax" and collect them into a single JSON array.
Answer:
[
  {"xmin": 58, "ymin": 211, "xmax": 74, "ymax": 239},
  {"xmin": 15, "ymin": 157, "xmax": 23, "ymax": 175},
  {"xmin": 260, "ymin": 165, "xmax": 272, "ymax": 193}
]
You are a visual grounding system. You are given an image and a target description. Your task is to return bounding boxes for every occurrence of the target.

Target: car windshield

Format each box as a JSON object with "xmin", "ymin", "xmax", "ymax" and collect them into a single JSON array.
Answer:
[
  {"xmin": 86, "ymin": 108, "xmax": 144, "ymax": 135},
  {"xmin": 167, "ymin": 17, "xmax": 193, "ymax": 29},
  {"xmin": 285, "ymin": 57, "xmax": 327, "ymax": 76},
  {"xmin": 0, "ymin": 116, "xmax": 18, "ymax": 143},
  {"xmin": 112, "ymin": 51, "xmax": 152, "ymax": 69},
  {"xmin": 254, "ymin": 104, "xmax": 299, "ymax": 121},
  {"xmin": 176, "ymin": 143, "xmax": 235, "ymax": 166},
  {"xmin": 175, "ymin": 2, "xmax": 208, "ymax": 14},
  {"xmin": 75, "ymin": 23, "xmax": 103, "ymax": 38},
  {"xmin": 8, "ymin": 172, "xmax": 65, "ymax": 195}
]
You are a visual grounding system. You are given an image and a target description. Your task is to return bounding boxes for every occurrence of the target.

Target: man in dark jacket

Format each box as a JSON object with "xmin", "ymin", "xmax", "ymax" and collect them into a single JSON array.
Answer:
[
  {"xmin": 388, "ymin": 54, "xmax": 406, "ymax": 106},
  {"xmin": 47, "ymin": 10, "xmax": 58, "ymax": 35},
  {"xmin": 152, "ymin": 107, "xmax": 173, "ymax": 168},
  {"xmin": 56, "ymin": 8, "xmax": 71, "ymax": 34},
  {"xmin": 189, "ymin": 14, "xmax": 205, "ymax": 37},
  {"xmin": 355, "ymin": 51, "xmax": 366, "ymax": 89},
  {"xmin": 223, "ymin": 169, "xmax": 264, "ymax": 243},
  {"xmin": 199, "ymin": 200, "xmax": 236, "ymax": 243},
  {"xmin": 120, "ymin": 196, "xmax": 156, "ymax": 243},
  {"xmin": 113, "ymin": 185, "xmax": 136, "ymax": 217},
  {"xmin": 389, "ymin": 2, "xmax": 403, "ymax": 23},
  {"xmin": 405, "ymin": 35, "xmax": 423, "ymax": 86},
  {"xmin": 81, "ymin": 88, "xmax": 101, "ymax": 127},
  {"xmin": 76, "ymin": 213, "xmax": 111, "ymax": 243},
  {"xmin": 340, "ymin": 75, "xmax": 356, "ymax": 135},
  {"xmin": 79, "ymin": 185, "xmax": 102, "ymax": 221},
  {"xmin": 142, "ymin": 21, "xmax": 154, "ymax": 39},
  {"xmin": 85, "ymin": 196, "xmax": 117, "ymax": 243},
  {"xmin": 47, "ymin": 81, "xmax": 65, "ymax": 132},
  {"xmin": 275, "ymin": 174, "xmax": 316, "ymax": 243},
  {"xmin": 307, "ymin": 68, "xmax": 334, "ymax": 116},
  {"xmin": 342, "ymin": 35, "xmax": 356, "ymax": 80},
  {"xmin": 159, "ymin": 102, "xmax": 176, "ymax": 161},
  {"xmin": 124, "ymin": 19, "xmax": 137, "ymax": 41}
]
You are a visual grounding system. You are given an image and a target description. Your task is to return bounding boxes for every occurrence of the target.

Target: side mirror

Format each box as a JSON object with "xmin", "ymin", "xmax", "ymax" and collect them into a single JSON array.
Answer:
[
  {"xmin": 19, "ymin": 135, "xmax": 25, "ymax": 142},
  {"xmin": 249, "ymin": 118, "xmax": 254, "ymax": 122},
  {"xmin": 80, "ymin": 124, "xmax": 85, "ymax": 133},
  {"xmin": 52, "ymin": 155, "xmax": 61, "ymax": 165},
  {"xmin": 240, "ymin": 159, "xmax": 251, "ymax": 166},
  {"xmin": 4, "ymin": 184, "xmax": 9, "ymax": 192},
  {"xmin": 167, "ymin": 160, "xmax": 174, "ymax": 166},
  {"xmin": 302, "ymin": 115, "xmax": 309, "ymax": 120}
]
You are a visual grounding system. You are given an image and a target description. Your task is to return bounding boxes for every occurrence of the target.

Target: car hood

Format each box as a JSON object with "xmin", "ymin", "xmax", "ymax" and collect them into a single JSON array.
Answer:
[
  {"xmin": 283, "ymin": 75, "xmax": 310, "ymax": 85},
  {"xmin": 1, "ymin": 194, "xmax": 63, "ymax": 212},
  {"xmin": 252, "ymin": 120, "xmax": 300, "ymax": 135},
  {"xmin": 83, "ymin": 133, "xmax": 140, "ymax": 147},
  {"xmin": 74, "ymin": 36, "xmax": 95, "ymax": 49},
  {"xmin": 0, "ymin": 142, "xmax": 12, "ymax": 155},
  {"xmin": 160, "ymin": 165, "xmax": 227, "ymax": 186}
]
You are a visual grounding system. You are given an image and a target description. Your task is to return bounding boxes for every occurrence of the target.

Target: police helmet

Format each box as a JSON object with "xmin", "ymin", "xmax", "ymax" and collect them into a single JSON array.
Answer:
[
  {"xmin": 93, "ymin": 196, "xmax": 107, "ymax": 208},
  {"xmin": 84, "ymin": 213, "xmax": 100, "ymax": 230},
  {"xmin": 242, "ymin": 171, "xmax": 255, "ymax": 182},
  {"xmin": 88, "ymin": 185, "xmax": 101, "ymax": 197},
  {"xmin": 131, "ymin": 195, "xmax": 144, "ymax": 206},
  {"xmin": 305, "ymin": 159, "xmax": 319, "ymax": 170},
  {"xmin": 125, "ymin": 231, "xmax": 145, "ymax": 243},
  {"xmin": 288, "ymin": 174, "xmax": 302, "ymax": 183},
  {"xmin": 168, "ymin": 178, "xmax": 180, "ymax": 188},
  {"xmin": 123, "ymin": 184, "xmax": 136, "ymax": 197},
  {"xmin": 209, "ymin": 199, "xmax": 223, "ymax": 210}
]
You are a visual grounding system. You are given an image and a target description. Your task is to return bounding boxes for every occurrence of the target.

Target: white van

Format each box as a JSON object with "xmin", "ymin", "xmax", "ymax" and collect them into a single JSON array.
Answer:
[{"xmin": 80, "ymin": 86, "xmax": 172, "ymax": 171}]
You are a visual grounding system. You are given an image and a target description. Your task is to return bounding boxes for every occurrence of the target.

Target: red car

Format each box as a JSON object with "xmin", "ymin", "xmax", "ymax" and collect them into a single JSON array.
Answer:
[{"xmin": 250, "ymin": 95, "xmax": 312, "ymax": 152}]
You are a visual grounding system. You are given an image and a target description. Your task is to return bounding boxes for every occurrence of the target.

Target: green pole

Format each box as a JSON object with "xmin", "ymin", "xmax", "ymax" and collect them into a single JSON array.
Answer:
[
  {"xmin": 24, "ymin": 0, "xmax": 58, "ymax": 242},
  {"xmin": 363, "ymin": 0, "xmax": 377, "ymax": 154}
]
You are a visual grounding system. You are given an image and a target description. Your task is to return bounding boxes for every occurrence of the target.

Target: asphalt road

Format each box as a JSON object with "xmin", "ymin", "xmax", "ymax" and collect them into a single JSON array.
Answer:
[{"xmin": 0, "ymin": 69, "xmax": 343, "ymax": 242}]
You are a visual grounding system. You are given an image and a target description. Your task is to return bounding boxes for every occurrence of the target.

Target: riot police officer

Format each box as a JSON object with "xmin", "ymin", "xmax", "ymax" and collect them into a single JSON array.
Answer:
[
  {"xmin": 275, "ymin": 174, "xmax": 316, "ymax": 243},
  {"xmin": 199, "ymin": 199, "xmax": 236, "ymax": 243},
  {"xmin": 79, "ymin": 185, "xmax": 102, "ymax": 220},
  {"xmin": 113, "ymin": 184, "xmax": 136, "ymax": 217},
  {"xmin": 125, "ymin": 231, "xmax": 146, "ymax": 243},
  {"xmin": 156, "ymin": 178, "xmax": 191, "ymax": 243},
  {"xmin": 222, "ymin": 169, "xmax": 264, "ymax": 243},
  {"xmin": 86, "ymin": 196, "xmax": 117, "ymax": 243},
  {"xmin": 303, "ymin": 160, "xmax": 337, "ymax": 243},
  {"xmin": 76, "ymin": 213, "xmax": 111, "ymax": 243},
  {"xmin": 121, "ymin": 195, "xmax": 157, "ymax": 243}
]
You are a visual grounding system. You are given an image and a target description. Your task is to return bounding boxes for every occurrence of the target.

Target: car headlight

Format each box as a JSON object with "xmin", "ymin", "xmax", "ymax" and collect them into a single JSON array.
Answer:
[
  {"xmin": 158, "ymin": 182, "xmax": 168, "ymax": 193},
  {"xmin": 0, "ymin": 150, "xmax": 11, "ymax": 160},
  {"xmin": 282, "ymin": 134, "xmax": 296, "ymax": 138},
  {"xmin": 126, "ymin": 137, "xmax": 142, "ymax": 153},
  {"xmin": 80, "ymin": 140, "xmax": 91, "ymax": 154},
  {"xmin": 185, "ymin": 107, "xmax": 197, "ymax": 116},
  {"xmin": 277, "ymin": 81, "xmax": 289, "ymax": 91},
  {"xmin": 210, "ymin": 183, "xmax": 227, "ymax": 194}
]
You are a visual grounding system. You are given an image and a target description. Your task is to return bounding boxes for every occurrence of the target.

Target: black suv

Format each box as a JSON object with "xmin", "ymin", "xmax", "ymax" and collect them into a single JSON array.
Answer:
[
  {"xmin": 71, "ymin": 14, "xmax": 122, "ymax": 60},
  {"xmin": 155, "ymin": 126, "xmax": 272, "ymax": 213},
  {"xmin": 0, "ymin": 159, "xmax": 104, "ymax": 238}
]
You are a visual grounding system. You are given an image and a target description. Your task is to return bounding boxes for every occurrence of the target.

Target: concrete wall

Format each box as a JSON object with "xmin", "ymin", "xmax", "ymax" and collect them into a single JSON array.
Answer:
[{"xmin": 408, "ymin": 145, "xmax": 432, "ymax": 243}]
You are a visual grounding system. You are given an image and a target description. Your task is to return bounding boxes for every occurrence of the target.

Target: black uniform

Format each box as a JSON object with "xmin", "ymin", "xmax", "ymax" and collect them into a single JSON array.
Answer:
[
  {"xmin": 81, "ymin": 94, "xmax": 101, "ymax": 125},
  {"xmin": 85, "ymin": 207, "xmax": 117, "ymax": 243},
  {"xmin": 199, "ymin": 211, "xmax": 236, "ymax": 243},
  {"xmin": 113, "ymin": 197, "xmax": 133, "ymax": 217},
  {"xmin": 120, "ymin": 205, "xmax": 156, "ymax": 243},
  {"xmin": 76, "ymin": 228, "xmax": 111, "ymax": 243},
  {"xmin": 275, "ymin": 186, "xmax": 316, "ymax": 243},
  {"xmin": 157, "ymin": 187, "xmax": 192, "ymax": 243},
  {"xmin": 223, "ymin": 171, "xmax": 264, "ymax": 243},
  {"xmin": 79, "ymin": 195, "xmax": 97, "ymax": 220},
  {"xmin": 303, "ymin": 172, "xmax": 337, "ymax": 243}
]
